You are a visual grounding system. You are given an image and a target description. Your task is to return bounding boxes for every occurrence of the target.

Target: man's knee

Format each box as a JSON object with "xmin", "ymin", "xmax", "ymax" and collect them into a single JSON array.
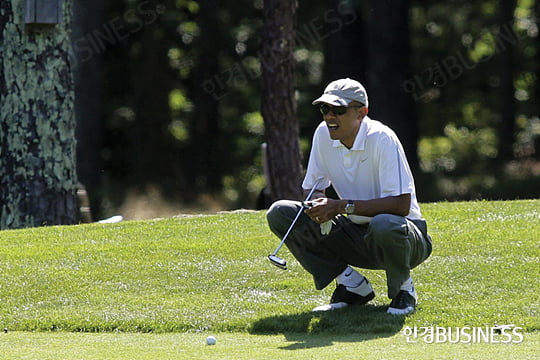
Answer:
[
  {"xmin": 266, "ymin": 200, "xmax": 299, "ymax": 232},
  {"xmin": 267, "ymin": 200, "xmax": 294, "ymax": 220},
  {"xmin": 368, "ymin": 214, "xmax": 408, "ymax": 245}
]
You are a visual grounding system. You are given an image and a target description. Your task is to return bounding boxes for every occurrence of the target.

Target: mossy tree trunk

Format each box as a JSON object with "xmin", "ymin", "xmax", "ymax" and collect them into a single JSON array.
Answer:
[{"xmin": 0, "ymin": 0, "xmax": 78, "ymax": 229}]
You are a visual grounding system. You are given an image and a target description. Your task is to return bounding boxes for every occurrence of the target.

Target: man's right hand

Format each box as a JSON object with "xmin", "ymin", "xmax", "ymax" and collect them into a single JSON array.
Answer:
[
  {"xmin": 304, "ymin": 189, "xmax": 326, "ymax": 200},
  {"xmin": 304, "ymin": 198, "xmax": 344, "ymax": 223}
]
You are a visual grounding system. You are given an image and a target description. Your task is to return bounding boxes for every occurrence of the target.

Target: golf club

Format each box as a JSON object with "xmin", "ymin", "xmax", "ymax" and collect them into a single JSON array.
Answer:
[{"xmin": 268, "ymin": 178, "xmax": 322, "ymax": 270}]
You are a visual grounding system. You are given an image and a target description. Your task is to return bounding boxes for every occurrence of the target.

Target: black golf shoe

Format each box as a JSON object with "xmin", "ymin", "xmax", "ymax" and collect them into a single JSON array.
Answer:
[
  {"xmin": 387, "ymin": 290, "xmax": 417, "ymax": 315},
  {"xmin": 313, "ymin": 283, "xmax": 375, "ymax": 312}
]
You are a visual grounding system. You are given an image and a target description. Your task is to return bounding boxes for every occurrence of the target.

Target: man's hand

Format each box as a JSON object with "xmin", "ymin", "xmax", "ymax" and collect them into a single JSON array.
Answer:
[
  {"xmin": 304, "ymin": 198, "xmax": 344, "ymax": 223},
  {"xmin": 305, "ymin": 194, "xmax": 411, "ymax": 223},
  {"xmin": 304, "ymin": 189, "xmax": 326, "ymax": 200}
]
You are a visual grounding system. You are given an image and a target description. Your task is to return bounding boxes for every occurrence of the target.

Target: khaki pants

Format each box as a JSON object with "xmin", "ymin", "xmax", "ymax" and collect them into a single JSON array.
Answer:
[{"xmin": 266, "ymin": 200, "xmax": 432, "ymax": 299}]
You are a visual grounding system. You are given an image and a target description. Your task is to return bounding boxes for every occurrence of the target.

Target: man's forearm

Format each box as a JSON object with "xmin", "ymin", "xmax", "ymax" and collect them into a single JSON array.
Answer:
[{"xmin": 345, "ymin": 194, "xmax": 411, "ymax": 217}]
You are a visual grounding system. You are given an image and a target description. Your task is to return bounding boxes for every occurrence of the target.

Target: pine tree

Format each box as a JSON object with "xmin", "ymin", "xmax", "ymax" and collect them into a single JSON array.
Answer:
[{"xmin": 261, "ymin": 0, "xmax": 303, "ymax": 202}]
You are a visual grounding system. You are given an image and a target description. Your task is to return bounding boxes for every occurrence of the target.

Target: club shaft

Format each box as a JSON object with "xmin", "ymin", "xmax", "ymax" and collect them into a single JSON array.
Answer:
[{"xmin": 270, "ymin": 178, "xmax": 322, "ymax": 256}]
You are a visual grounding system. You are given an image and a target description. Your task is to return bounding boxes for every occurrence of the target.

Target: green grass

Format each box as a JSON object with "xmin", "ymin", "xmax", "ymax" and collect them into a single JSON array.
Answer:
[
  {"xmin": 0, "ymin": 200, "xmax": 539, "ymax": 359},
  {"xmin": 1, "ymin": 332, "xmax": 539, "ymax": 360}
]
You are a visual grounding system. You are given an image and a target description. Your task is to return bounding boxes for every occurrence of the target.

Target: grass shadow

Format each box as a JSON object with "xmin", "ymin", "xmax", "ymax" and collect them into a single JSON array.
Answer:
[{"xmin": 249, "ymin": 304, "xmax": 405, "ymax": 349}]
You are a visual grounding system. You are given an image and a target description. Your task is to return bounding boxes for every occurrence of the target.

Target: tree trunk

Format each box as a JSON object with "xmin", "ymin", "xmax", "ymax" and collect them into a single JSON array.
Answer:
[
  {"xmin": 72, "ymin": 0, "xmax": 105, "ymax": 220},
  {"xmin": 261, "ymin": 0, "xmax": 303, "ymax": 202},
  {"xmin": 496, "ymin": 0, "xmax": 517, "ymax": 163},
  {"xmin": 0, "ymin": 0, "xmax": 78, "ymax": 229},
  {"xmin": 324, "ymin": 0, "xmax": 367, "ymax": 84},
  {"xmin": 536, "ymin": 0, "xmax": 540, "ymax": 160},
  {"xmin": 132, "ymin": 12, "xmax": 176, "ymax": 191},
  {"xmin": 367, "ymin": 0, "xmax": 419, "ymax": 169},
  {"xmin": 188, "ymin": 0, "xmax": 222, "ymax": 195}
]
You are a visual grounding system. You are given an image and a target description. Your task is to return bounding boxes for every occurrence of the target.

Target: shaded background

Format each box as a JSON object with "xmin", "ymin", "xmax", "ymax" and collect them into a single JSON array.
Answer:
[{"xmin": 72, "ymin": 0, "xmax": 540, "ymax": 220}]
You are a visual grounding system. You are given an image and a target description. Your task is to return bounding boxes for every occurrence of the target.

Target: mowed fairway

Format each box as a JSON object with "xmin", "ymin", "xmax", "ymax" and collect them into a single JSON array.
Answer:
[
  {"xmin": 1, "ymin": 332, "xmax": 539, "ymax": 360},
  {"xmin": 0, "ymin": 200, "xmax": 538, "ymax": 359}
]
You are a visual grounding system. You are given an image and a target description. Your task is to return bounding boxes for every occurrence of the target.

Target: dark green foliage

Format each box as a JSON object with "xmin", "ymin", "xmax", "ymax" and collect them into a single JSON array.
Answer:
[{"xmin": 73, "ymin": 0, "xmax": 540, "ymax": 215}]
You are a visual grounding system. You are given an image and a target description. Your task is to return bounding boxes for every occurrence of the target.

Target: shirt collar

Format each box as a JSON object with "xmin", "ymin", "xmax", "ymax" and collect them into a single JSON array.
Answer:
[{"xmin": 332, "ymin": 116, "xmax": 370, "ymax": 150}]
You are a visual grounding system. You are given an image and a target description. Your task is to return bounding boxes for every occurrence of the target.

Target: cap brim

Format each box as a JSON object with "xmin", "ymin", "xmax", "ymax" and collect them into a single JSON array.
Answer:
[{"xmin": 312, "ymin": 94, "xmax": 350, "ymax": 106}]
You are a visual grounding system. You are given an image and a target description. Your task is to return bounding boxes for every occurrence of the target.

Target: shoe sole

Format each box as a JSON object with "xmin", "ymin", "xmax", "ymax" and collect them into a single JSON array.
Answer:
[
  {"xmin": 387, "ymin": 305, "xmax": 415, "ymax": 315},
  {"xmin": 312, "ymin": 292, "xmax": 375, "ymax": 312},
  {"xmin": 312, "ymin": 302, "xmax": 348, "ymax": 312}
]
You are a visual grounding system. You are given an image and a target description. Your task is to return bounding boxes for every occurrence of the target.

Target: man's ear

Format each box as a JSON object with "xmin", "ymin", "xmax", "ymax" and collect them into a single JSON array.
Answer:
[{"xmin": 359, "ymin": 106, "xmax": 368, "ymax": 118}]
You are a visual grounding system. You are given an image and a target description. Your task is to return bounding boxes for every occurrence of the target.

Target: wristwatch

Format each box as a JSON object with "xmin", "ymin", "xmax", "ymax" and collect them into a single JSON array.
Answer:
[{"xmin": 345, "ymin": 200, "xmax": 355, "ymax": 215}]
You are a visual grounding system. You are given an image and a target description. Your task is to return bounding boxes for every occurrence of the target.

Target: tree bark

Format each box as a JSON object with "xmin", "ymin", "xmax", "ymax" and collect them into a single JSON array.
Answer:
[
  {"xmin": 536, "ymin": 0, "xmax": 540, "ymax": 160},
  {"xmin": 261, "ymin": 0, "xmax": 303, "ymax": 202},
  {"xmin": 496, "ymin": 0, "xmax": 517, "ymax": 163},
  {"xmin": 132, "ymin": 15, "xmax": 175, "ymax": 190},
  {"xmin": 188, "ymin": 0, "xmax": 222, "ymax": 195},
  {"xmin": 0, "ymin": 0, "xmax": 78, "ymax": 229},
  {"xmin": 367, "ymin": 0, "xmax": 419, "ymax": 169},
  {"xmin": 72, "ymin": 0, "xmax": 105, "ymax": 220},
  {"xmin": 324, "ymin": 0, "xmax": 366, "ymax": 84}
]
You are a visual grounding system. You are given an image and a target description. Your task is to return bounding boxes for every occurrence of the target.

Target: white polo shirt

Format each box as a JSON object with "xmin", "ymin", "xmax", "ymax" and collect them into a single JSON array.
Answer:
[{"xmin": 302, "ymin": 116, "xmax": 422, "ymax": 223}]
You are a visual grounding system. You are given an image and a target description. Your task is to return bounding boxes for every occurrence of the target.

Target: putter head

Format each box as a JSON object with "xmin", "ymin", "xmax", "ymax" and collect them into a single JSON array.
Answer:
[{"xmin": 268, "ymin": 254, "xmax": 287, "ymax": 270}]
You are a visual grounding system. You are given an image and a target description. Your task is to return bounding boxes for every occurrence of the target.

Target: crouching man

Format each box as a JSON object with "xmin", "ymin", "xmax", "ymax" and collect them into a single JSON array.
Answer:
[{"xmin": 267, "ymin": 78, "xmax": 432, "ymax": 314}]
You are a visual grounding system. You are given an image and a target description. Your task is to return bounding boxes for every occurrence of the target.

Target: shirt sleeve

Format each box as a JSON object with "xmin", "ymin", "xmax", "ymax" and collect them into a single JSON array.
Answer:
[
  {"xmin": 377, "ymin": 132, "xmax": 415, "ymax": 198},
  {"xmin": 302, "ymin": 123, "xmax": 331, "ymax": 191}
]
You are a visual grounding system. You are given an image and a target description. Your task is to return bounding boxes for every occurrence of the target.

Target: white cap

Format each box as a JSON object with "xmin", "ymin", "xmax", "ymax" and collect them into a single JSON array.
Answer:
[{"xmin": 312, "ymin": 78, "xmax": 368, "ymax": 107}]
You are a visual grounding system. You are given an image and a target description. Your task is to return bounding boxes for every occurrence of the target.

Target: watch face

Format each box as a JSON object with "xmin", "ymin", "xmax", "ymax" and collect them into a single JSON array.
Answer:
[{"xmin": 346, "ymin": 201, "xmax": 354, "ymax": 214}]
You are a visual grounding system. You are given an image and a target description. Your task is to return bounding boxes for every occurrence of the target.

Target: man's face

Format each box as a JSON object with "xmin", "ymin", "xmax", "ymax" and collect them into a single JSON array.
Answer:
[{"xmin": 320, "ymin": 103, "xmax": 366, "ymax": 148}]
